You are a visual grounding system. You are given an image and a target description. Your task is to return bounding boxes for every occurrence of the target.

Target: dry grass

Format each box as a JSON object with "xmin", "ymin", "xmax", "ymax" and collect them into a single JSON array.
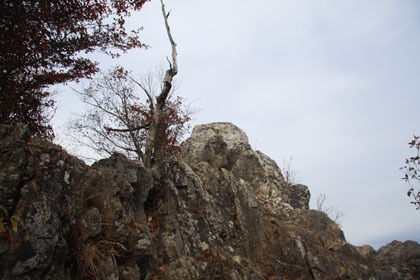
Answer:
[{"xmin": 77, "ymin": 239, "xmax": 127, "ymax": 280}]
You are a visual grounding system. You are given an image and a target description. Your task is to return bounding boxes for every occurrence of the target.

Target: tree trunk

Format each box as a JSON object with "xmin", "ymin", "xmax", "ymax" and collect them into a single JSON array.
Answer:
[{"xmin": 143, "ymin": 0, "xmax": 178, "ymax": 168}]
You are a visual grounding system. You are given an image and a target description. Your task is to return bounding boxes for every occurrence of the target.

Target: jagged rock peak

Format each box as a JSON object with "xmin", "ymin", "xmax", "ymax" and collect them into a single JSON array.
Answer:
[
  {"xmin": 180, "ymin": 122, "xmax": 310, "ymax": 211},
  {"xmin": 189, "ymin": 122, "xmax": 250, "ymax": 150},
  {"xmin": 180, "ymin": 122, "xmax": 251, "ymax": 166}
]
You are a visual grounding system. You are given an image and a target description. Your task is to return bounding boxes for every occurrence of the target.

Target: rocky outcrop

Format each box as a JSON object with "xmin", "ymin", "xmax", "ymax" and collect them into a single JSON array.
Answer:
[
  {"xmin": 0, "ymin": 122, "xmax": 419, "ymax": 279},
  {"xmin": 0, "ymin": 124, "xmax": 156, "ymax": 280}
]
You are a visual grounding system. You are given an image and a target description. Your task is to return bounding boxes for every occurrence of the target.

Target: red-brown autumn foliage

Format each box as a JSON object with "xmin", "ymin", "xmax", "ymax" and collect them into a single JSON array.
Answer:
[
  {"xmin": 401, "ymin": 135, "xmax": 420, "ymax": 210},
  {"xmin": 0, "ymin": 0, "xmax": 149, "ymax": 138}
]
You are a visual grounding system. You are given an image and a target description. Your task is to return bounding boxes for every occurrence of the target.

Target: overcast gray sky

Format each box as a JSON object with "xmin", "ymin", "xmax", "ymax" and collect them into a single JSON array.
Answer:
[{"xmin": 53, "ymin": 0, "xmax": 420, "ymax": 249}]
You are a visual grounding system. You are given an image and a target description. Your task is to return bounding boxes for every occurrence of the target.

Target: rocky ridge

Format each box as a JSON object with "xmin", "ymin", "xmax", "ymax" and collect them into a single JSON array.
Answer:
[{"xmin": 0, "ymin": 122, "xmax": 419, "ymax": 279}]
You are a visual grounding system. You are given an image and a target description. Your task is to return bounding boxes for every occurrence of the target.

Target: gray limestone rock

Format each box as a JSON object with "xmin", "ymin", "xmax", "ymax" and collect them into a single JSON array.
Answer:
[
  {"xmin": 120, "ymin": 263, "xmax": 141, "ymax": 280},
  {"xmin": 1, "ymin": 122, "xmax": 419, "ymax": 280},
  {"xmin": 290, "ymin": 184, "xmax": 311, "ymax": 210},
  {"xmin": 80, "ymin": 207, "xmax": 102, "ymax": 239},
  {"xmin": 180, "ymin": 122, "xmax": 251, "ymax": 165},
  {"xmin": 376, "ymin": 240, "xmax": 420, "ymax": 264}
]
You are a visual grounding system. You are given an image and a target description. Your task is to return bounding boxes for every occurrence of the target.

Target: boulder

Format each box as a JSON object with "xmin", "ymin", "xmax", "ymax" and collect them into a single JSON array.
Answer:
[{"xmin": 180, "ymin": 122, "xmax": 251, "ymax": 166}]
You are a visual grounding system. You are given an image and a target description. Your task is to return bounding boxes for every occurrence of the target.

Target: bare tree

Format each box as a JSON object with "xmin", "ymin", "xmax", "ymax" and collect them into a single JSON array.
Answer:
[
  {"xmin": 68, "ymin": 67, "xmax": 190, "ymax": 164},
  {"xmin": 281, "ymin": 157, "xmax": 301, "ymax": 187},
  {"xmin": 68, "ymin": 0, "xmax": 190, "ymax": 167},
  {"xmin": 316, "ymin": 193, "xmax": 345, "ymax": 228}
]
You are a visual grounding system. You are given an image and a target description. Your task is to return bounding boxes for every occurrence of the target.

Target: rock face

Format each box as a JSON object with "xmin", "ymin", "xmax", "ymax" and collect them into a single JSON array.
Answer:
[{"xmin": 1, "ymin": 122, "xmax": 419, "ymax": 279}]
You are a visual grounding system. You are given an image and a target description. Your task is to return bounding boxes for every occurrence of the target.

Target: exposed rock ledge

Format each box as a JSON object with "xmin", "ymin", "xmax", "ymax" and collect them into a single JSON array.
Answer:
[{"xmin": 0, "ymin": 122, "xmax": 419, "ymax": 279}]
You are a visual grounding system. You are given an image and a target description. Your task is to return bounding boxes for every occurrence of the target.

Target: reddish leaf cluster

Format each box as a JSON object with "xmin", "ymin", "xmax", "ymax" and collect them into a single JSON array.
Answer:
[
  {"xmin": 0, "ymin": 0, "xmax": 149, "ymax": 137},
  {"xmin": 152, "ymin": 95, "xmax": 191, "ymax": 160},
  {"xmin": 401, "ymin": 135, "xmax": 420, "ymax": 210}
]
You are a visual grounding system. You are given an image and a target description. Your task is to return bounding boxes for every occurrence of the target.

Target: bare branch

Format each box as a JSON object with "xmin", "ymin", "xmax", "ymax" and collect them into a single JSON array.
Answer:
[
  {"xmin": 316, "ymin": 193, "xmax": 345, "ymax": 228},
  {"xmin": 281, "ymin": 157, "xmax": 300, "ymax": 187},
  {"xmin": 128, "ymin": 76, "xmax": 155, "ymax": 110},
  {"xmin": 161, "ymin": 0, "xmax": 177, "ymax": 75},
  {"xmin": 157, "ymin": 0, "xmax": 178, "ymax": 107},
  {"xmin": 104, "ymin": 123, "xmax": 151, "ymax": 133},
  {"xmin": 401, "ymin": 135, "xmax": 420, "ymax": 211}
]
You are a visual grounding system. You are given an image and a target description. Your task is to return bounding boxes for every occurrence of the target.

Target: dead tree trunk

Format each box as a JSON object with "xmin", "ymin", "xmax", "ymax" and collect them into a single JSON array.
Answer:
[{"xmin": 143, "ymin": 0, "xmax": 178, "ymax": 168}]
